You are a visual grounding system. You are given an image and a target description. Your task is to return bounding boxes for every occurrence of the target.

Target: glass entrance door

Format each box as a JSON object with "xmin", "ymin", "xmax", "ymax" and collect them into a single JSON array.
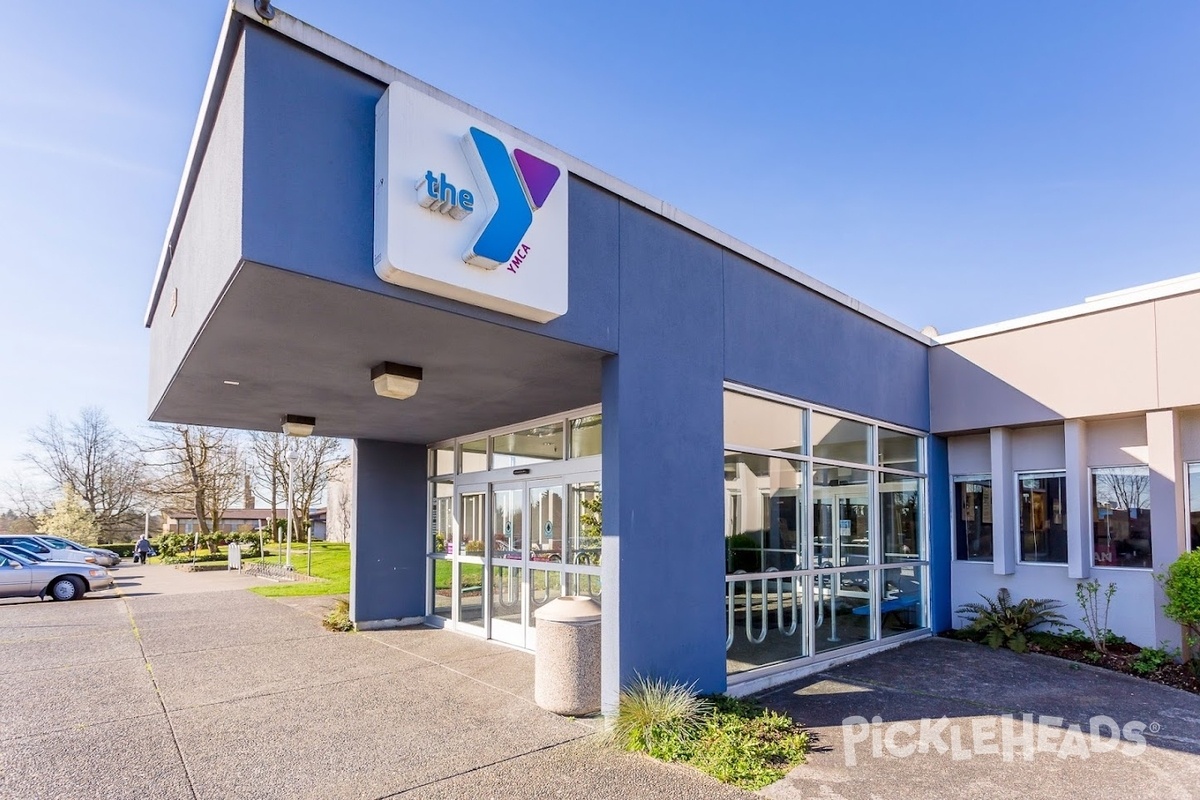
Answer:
[
  {"xmin": 447, "ymin": 471, "xmax": 600, "ymax": 650},
  {"xmin": 489, "ymin": 483, "xmax": 526, "ymax": 646}
]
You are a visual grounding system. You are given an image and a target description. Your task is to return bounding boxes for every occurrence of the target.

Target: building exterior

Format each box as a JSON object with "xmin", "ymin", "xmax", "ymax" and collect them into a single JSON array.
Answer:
[
  {"xmin": 146, "ymin": 2, "xmax": 1195, "ymax": 710},
  {"xmin": 931, "ymin": 274, "xmax": 1200, "ymax": 648},
  {"xmin": 161, "ymin": 508, "xmax": 271, "ymax": 535}
]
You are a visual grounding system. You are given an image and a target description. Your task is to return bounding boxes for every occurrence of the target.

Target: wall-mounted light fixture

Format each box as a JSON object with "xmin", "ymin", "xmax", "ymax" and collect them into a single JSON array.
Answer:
[
  {"xmin": 281, "ymin": 414, "xmax": 316, "ymax": 437},
  {"xmin": 371, "ymin": 362, "xmax": 423, "ymax": 400}
]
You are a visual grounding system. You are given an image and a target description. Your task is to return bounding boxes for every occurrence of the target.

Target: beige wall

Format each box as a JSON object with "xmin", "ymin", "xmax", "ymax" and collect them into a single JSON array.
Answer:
[{"xmin": 931, "ymin": 292, "xmax": 1200, "ymax": 434}]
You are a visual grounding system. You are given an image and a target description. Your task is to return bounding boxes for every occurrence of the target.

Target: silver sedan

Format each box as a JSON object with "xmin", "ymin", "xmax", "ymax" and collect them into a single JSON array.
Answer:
[{"xmin": 0, "ymin": 547, "xmax": 115, "ymax": 601}]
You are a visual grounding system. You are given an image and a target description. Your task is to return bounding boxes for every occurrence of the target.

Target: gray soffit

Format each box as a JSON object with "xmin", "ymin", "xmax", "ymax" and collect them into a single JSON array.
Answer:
[{"xmin": 151, "ymin": 262, "xmax": 608, "ymax": 444}]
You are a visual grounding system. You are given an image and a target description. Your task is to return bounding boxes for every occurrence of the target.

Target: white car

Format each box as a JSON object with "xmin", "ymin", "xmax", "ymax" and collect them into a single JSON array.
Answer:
[
  {"xmin": 34, "ymin": 534, "xmax": 121, "ymax": 567},
  {"xmin": 0, "ymin": 535, "xmax": 98, "ymax": 565}
]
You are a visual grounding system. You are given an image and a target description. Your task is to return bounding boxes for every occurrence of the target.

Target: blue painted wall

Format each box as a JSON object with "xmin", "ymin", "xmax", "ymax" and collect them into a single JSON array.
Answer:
[
  {"xmin": 601, "ymin": 202, "xmax": 728, "ymax": 705},
  {"xmin": 723, "ymin": 252, "xmax": 930, "ymax": 431},
  {"xmin": 927, "ymin": 436, "xmax": 952, "ymax": 631},
  {"xmin": 224, "ymin": 23, "xmax": 950, "ymax": 688},
  {"xmin": 350, "ymin": 439, "xmax": 428, "ymax": 623},
  {"xmin": 238, "ymin": 26, "xmax": 618, "ymax": 353}
]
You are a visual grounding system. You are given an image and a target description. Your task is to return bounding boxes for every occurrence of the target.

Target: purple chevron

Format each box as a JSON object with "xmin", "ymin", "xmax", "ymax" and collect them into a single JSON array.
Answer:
[{"xmin": 512, "ymin": 149, "xmax": 561, "ymax": 210}]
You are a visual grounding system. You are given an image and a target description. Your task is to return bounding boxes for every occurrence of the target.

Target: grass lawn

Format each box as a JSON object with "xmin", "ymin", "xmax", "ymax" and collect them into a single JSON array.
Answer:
[
  {"xmin": 249, "ymin": 542, "xmax": 351, "ymax": 597},
  {"xmin": 434, "ymin": 559, "xmax": 483, "ymax": 590}
]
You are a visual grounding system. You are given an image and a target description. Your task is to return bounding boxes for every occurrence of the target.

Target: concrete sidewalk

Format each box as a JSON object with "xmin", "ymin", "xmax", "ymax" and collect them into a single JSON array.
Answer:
[
  {"xmin": 0, "ymin": 567, "xmax": 751, "ymax": 800},
  {"xmin": 759, "ymin": 637, "xmax": 1200, "ymax": 800}
]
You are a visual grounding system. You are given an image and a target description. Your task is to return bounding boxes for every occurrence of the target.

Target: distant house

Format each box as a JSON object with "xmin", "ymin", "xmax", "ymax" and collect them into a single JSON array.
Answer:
[
  {"xmin": 161, "ymin": 508, "xmax": 272, "ymax": 535},
  {"xmin": 309, "ymin": 507, "xmax": 327, "ymax": 541}
]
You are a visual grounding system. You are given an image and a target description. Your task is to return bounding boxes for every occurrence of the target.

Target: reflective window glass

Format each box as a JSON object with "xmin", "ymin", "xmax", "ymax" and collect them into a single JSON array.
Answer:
[
  {"xmin": 954, "ymin": 478, "xmax": 993, "ymax": 562},
  {"xmin": 570, "ymin": 415, "xmax": 602, "ymax": 458},
  {"xmin": 878, "ymin": 429, "xmax": 920, "ymax": 472},
  {"xmin": 431, "ymin": 446, "xmax": 454, "ymax": 476},
  {"xmin": 1019, "ymin": 472, "xmax": 1067, "ymax": 564},
  {"xmin": 812, "ymin": 465, "xmax": 870, "ymax": 568},
  {"xmin": 492, "ymin": 423, "xmax": 564, "ymax": 468},
  {"xmin": 880, "ymin": 474, "xmax": 922, "ymax": 562},
  {"xmin": 1190, "ymin": 463, "xmax": 1200, "ymax": 551},
  {"xmin": 460, "ymin": 439, "xmax": 487, "ymax": 473},
  {"xmin": 723, "ymin": 392, "xmax": 803, "ymax": 454},
  {"xmin": 812, "ymin": 412, "xmax": 869, "ymax": 465},
  {"xmin": 430, "ymin": 481, "xmax": 452, "ymax": 554},
  {"xmin": 1093, "ymin": 467, "xmax": 1152, "ymax": 568},
  {"xmin": 724, "ymin": 452, "xmax": 803, "ymax": 573}
]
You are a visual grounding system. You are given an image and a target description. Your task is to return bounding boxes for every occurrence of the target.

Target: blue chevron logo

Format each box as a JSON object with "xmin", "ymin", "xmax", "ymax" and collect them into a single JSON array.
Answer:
[{"xmin": 459, "ymin": 127, "xmax": 560, "ymax": 270}]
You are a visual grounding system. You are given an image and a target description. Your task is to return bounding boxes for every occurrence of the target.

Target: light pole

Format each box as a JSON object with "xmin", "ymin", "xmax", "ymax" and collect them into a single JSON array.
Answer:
[{"xmin": 286, "ymin": 441, "xmax": 298, "ymax": 568}]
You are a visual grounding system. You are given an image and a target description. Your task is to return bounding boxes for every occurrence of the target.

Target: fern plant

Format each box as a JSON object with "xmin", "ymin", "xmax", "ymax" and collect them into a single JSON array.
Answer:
[{"xmin": 956, "ymin": 588, "xmax": 1066, "ymax": 653}]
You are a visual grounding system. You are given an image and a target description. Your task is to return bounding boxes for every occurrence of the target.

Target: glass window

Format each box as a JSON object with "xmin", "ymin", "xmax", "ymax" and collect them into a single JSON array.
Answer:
[
  {"xmin": 1019, "ymin": 472, "xmax": 1068, "ymax": 564},
  {"xmin": 567, "ymin": 481, "xmax": 602, "ymax": 567},
  {"xmin": 460, "ymin": 438, "xmax": 487, "ymax": 473},
  {"xmin": 812, "ymin": 412, "xmax": 869, "ymax": 465},
  {"xmin": 431, "ymin": 446, "xmax": 454, "ymax": 476},
  {"xmin": 430, "ymin": 481, "xmax": 452, "ymax": 554},
  {"xmin": 812, "ymin": 465, "xmax": 870, "ymax": 568},
  {"xmin": 954, "ymin": 478, "xmax": 993, "ymax": 562},
  {"xmin": 880, "ymin": 474, "xmax": 922, "ymax": 562},
  {"xmin": 878, "ymin": 429, "xmax": 920, "ymax": 472},
  {"xmin": 880, "ymin": 566, "xmax": 924, "ymax": 637},
  {"xmin": 492, "ymin": 423, "xmax": 564, "ymax": 468},
  {"xmin": 1093, "ymin": 466, "xmax": 1152, "ymax": 568},
  {"xmin": 724, "ymin": 452, "xmax": 803, "ymax": 573},
  {"xmin": 814, "ymin": 569, "xmax": 875, "ymax": 653},
  {"xmin": 723, "ymin": 392, "xmax": 803, "ymax": 454},
  {"xmin": 1189, "ymin": 463, "xmax": 1200, "ymax": 552},
  {"xmin": 569, "ymin": 414, "xmax": 602, "ymax": 458}
]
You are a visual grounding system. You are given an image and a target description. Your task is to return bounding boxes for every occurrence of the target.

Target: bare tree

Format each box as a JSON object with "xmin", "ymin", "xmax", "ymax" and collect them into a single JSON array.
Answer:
[
  {"xmin": 287, "ymin": 437, "xmax": 345, "ymax": 537},
  {"xmin": 248, "ymin": 431, "xmax": 344, "ymax": 540},
  {"xmin": 23, "ymin": 408, "xmax": 146, "ymax": 542},
  {"xmin": 147, "ymin": 425, "xmax": 244, "ymax": 544},
  {"xmin": 248, "ymin": 431, "xmax": 287, "ymax": 531},
  {"xmin": 1095, "ymin": 470, "xmax": 1149, "ymax": 511}
]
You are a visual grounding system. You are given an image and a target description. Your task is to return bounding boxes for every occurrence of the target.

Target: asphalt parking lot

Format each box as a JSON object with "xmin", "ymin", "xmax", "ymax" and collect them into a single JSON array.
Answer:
[
  {"xmin": 0, "ymin": 564, "xmax": 751, "ymax": 800},
  {"xmin": 5, "ymin": 565, "xmax": 1200, "ymax": 799}
]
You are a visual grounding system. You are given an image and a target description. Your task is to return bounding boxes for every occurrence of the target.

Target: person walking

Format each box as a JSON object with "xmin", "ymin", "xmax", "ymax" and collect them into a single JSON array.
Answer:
[{"xmin": 134, "ymin": 534, "xmax": 153, "ymax": 565}]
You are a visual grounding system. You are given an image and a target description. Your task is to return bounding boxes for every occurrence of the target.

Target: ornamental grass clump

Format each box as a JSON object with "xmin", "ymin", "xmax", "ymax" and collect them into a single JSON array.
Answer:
[
  {"xmin": 322, "ymin": 598, "xmax": 354, "ymax": 632},
  {"xmin": 956, "ymin": 587, "xmax": 1066, "ymax": 653},
  {"xmin": 610, "ymin": 678, "xmax": 808, "ymax": 790},
  {"xmin": 611, "ymin": 675, "xmax": 709, "ymax": 760}
]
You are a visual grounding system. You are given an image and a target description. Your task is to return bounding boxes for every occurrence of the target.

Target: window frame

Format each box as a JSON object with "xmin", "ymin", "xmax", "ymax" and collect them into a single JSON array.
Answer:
[
  {"xmin": 1015, "ymin": 469, "xmax": 1069, "ymax": 567},
  {"xmin": 951, "ymin": 473, "xmax": 993, "ymax": 563},
  {"xmin": 1089, "ymin": 463, "xmax": 1154, "ymax": 571}
]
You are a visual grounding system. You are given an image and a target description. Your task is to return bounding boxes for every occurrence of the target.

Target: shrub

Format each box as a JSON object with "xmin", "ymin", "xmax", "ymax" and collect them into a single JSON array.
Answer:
[
  {"xmin": 464, "ymin": 540, "xmax": 484, "ymax": 555},
  {"xmin": 687, "ymin": 696, "xmax": 809, "ymax": 790},
  {"xmin": 107, "ymin": 543, "xmax": 137, "ymax": 557},
  {"xmin": 322, "ymin": 599, "xmax": 354, "ymax": 632},
  {"xmin": 611, "ymin": 676, "xmax": 709, "ymax": 759},
  {"xmin": 1160, "ymin": 550, "xmax": 1200, "ymax": 672},
  {"xmin": 1075, "ymin": 579, "xmax": 1118, "ymax": 654},
  {"xmin": 155, "ymin": 533, "xmax": 189, "ymax": 558},
  {"xmin": 1131, "ymin": 643, "xmax": 1178, "ymax": 676},
  {"xmin": 956, "ymin": 588, "xmax": 1066, "ymax": 653}
]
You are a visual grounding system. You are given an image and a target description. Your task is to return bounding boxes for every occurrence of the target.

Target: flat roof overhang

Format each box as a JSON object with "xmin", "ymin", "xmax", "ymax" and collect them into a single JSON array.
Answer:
[{"xmin": 150, "ymin": 262, "xmax": 609, "ymax": 443}]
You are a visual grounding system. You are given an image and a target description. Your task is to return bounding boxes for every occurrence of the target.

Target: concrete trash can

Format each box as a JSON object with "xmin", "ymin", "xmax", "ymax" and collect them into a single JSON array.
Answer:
[{"xmin": 533, "ymin": 596, "xmax": 602, "ymax": 716}]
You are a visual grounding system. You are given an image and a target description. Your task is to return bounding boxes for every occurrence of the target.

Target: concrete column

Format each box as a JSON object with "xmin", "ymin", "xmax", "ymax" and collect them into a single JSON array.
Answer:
[
  {"xmin": 990, "ymin": 427, "xmax": 1015, "ymax": 576},
  {"xmin": 1063, "ymin": 420, "xmax": 1090, "ymax": 580},
  {"xmin": 349, "ymin": 439, "xmax": 428, "ymax": 629},
  {"xmin": 1146, "ymin": 410, "xmax": 1186, "ymax": 648}
]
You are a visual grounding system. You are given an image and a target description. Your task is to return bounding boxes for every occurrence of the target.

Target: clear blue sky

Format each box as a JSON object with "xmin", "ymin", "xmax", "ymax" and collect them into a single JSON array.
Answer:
[{"xmin": 1, "ymin": 1, "xmax": 1198, "ymax": 492}]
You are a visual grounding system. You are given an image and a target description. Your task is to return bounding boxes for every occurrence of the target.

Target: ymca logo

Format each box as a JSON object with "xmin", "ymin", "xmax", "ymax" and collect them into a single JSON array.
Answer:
[{"xmin": 418, "ymin": 127, "xmax": 561, "ymax": 272}]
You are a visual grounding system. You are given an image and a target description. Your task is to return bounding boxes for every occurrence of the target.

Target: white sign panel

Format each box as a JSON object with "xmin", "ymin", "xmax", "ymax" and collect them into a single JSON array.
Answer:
[{"xmin": 373, "ymin": 82, "xmax": 569, "ymax": 323}]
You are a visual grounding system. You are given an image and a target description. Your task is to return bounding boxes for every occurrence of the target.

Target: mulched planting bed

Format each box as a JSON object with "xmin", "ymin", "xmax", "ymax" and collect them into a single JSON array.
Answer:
[{"xmin": 943, "ymin": 630, "xmax": 1200, "ymax": 695}]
